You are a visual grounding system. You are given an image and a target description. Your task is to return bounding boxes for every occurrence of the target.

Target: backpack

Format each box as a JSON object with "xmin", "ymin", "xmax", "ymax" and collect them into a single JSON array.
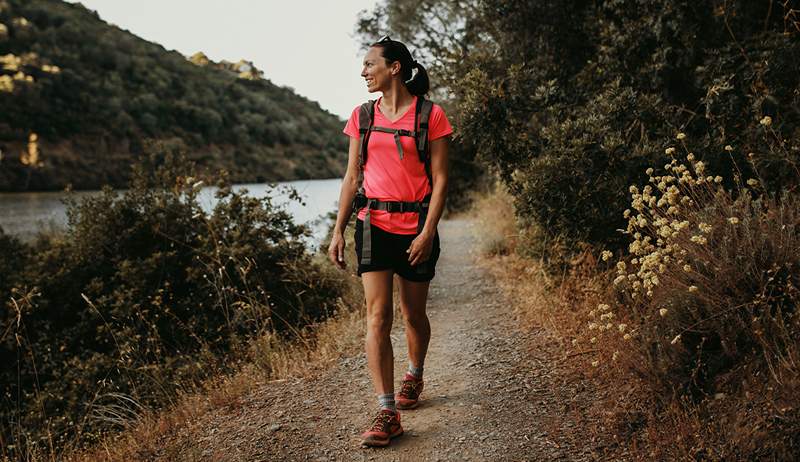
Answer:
[{"xmin": 351, "ymin": 96, "xmax": 436, "ymax": 272}]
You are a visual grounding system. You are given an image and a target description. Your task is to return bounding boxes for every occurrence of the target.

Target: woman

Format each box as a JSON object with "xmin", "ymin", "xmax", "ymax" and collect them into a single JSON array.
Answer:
[{"xmin": 327, "ymin": 36, "xmax": 452, "ymax": 447}]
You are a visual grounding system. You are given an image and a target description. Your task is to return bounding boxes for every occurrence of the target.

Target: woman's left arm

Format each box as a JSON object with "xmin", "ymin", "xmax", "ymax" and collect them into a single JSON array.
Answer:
[{"xmin": 407, "ymin": 135, "xmax": 449, "ymax": 265}]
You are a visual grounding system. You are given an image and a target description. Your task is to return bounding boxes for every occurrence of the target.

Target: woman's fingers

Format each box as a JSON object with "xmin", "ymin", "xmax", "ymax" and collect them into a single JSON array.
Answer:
[
  {"xmin": 337, "ymin": 240, "xmax": 346, "ymax": 268},
  {"xmin": 406, "ymin": 241, "xmax": 418, "ymax": 263},
  {"xmin": 328, "ymin": 245, "xmax": 338, "ymax": 267},
  {"xmin": 329, "ymin": 235, "xmax": 346, "ymax": 269},
  {"xmin": 407, "ymin": 239, "xmax": 431, "ymax": 266}
]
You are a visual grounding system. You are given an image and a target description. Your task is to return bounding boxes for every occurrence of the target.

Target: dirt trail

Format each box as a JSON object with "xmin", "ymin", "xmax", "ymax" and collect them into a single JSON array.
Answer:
[{"xmin": 176, "ymin": 218, "xmax": 612, "ymax": 461}]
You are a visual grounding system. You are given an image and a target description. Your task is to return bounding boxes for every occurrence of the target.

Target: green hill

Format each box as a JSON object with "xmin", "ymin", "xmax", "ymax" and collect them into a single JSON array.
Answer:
[{"xmin": 0, "ymin": 0, "xmax": 347, "ymax": 191}]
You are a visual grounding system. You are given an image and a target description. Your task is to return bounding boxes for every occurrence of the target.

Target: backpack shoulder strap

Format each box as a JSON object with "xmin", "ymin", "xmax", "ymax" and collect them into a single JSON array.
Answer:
[
  {"xmin": 356, "ymin": 100, "xmax": 376, "ymax": 194},
  {"xmin": 358, "ymin": 100, "xmax": 376, "ymax": 165},
  {"xmin": 414, "ymin": 97, "xmax": 435, "ymax": 189}
]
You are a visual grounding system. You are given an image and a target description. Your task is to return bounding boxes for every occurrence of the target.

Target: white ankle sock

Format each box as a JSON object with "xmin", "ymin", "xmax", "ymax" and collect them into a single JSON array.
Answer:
[
  {"xmin": 378, "ymin": 392, "xmax": 396, "ymax": 412},
  {"xmin": 408, "ymin": 361, "xmax": 423, "ymax": 379}
]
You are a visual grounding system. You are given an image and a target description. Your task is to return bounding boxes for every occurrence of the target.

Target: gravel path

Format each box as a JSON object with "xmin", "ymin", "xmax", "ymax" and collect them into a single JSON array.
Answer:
[{"xmin": 174, "ymin": 218, "xmax": 612, "ymax": 461}]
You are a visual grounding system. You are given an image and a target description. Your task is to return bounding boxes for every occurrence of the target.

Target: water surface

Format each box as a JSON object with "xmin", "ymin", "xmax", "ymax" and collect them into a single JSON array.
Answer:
[{"xmin": 0, "ymin": 178, "xmax": 344, "ymax": 251}]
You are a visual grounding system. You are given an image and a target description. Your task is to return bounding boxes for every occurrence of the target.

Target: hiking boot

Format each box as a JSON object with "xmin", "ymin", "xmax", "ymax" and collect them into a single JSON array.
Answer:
[
  {"xmin": 361, "ymin": 408, "xmax": 403, "ymax": 447},
  {"xmin": 396, "ymin": 372, "xmax": 424, "ymax": 409}
]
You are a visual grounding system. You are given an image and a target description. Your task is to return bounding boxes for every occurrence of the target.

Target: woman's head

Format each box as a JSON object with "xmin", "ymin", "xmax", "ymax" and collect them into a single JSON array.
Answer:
[{"xmin": 361, "ymin": 36, "xmax": 430, "ymax": 96}]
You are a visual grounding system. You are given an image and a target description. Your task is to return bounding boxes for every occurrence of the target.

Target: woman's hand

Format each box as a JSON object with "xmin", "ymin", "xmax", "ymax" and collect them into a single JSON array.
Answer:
[
  {"xmin": 328, "ymin": 232, "xmax": 347, "ymax": 270},
  {"xmin": 407, "ymin": 232, "xmax": 434, "ymax": 266}
]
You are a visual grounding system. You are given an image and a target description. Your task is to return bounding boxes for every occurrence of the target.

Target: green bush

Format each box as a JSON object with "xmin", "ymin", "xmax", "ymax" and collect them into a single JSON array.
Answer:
[{"xmin": 0, "ymin": 143, "xmax": 350, "ymax": 456}]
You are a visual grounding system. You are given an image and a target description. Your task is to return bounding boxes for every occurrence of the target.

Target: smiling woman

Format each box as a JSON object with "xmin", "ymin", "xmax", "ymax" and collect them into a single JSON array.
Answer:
[{"xmin": 327, "ymin": 36, "xmax": 453, "ymax": 448}]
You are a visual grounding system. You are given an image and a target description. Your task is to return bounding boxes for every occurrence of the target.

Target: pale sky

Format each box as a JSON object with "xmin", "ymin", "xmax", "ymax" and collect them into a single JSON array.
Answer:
[{"xmin": 68, "ymin": 1, "xmax": 379, "ymax": 120}]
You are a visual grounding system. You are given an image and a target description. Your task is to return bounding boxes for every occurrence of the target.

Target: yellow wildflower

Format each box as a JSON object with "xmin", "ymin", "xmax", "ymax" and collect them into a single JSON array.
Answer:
[{"xmin": 690, "ymin": 235, "xmax": 707, "ymax": 245}]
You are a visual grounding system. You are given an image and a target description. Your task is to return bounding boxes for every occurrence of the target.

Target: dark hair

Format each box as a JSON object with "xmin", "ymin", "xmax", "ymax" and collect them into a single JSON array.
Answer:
[{"xmin": 370, "ymin": 37, "xmax": 430, "ymax": 96}]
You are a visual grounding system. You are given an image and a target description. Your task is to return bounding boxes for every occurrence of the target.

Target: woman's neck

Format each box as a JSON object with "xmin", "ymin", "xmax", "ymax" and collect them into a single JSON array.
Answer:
[{"xmin": 379, "ymin": 84, "xmax": 415, "ymax": 115}]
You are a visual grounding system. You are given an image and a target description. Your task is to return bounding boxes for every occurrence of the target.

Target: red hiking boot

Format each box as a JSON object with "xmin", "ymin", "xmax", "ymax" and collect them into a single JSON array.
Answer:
[
  {"xmin": 361, "ymin": 408, "xmax": 403, "ymax": 447},
  {"xmin": 396, "ymin": 372, "xmax": 424, "ymax": 409}
]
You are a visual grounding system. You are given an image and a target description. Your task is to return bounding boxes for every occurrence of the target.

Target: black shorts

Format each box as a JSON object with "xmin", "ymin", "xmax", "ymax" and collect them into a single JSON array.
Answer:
[{"xmin": 354, "ymin": 218, "xmax": 441, "ymax": 282}]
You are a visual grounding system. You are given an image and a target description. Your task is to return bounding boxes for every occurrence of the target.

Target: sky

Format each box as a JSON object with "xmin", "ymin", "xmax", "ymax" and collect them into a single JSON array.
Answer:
[{"xmin": 68, "ymin": 0, "xmax": 379, "ymax": 120}]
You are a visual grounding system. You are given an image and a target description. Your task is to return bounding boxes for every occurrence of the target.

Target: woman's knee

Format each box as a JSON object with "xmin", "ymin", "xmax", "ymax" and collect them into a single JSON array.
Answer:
[
  {"xmin": 366, "ymin": 301, "xmax": 393, "ymax": 334},
  {"xmin": 401, "ymin": 305, "xmax": 429, "ymax": 328}
]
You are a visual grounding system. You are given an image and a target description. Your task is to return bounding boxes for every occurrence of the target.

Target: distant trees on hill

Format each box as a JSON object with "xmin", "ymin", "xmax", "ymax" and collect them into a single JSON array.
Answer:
[{"xmin": 0, "ymin": 0, "xmax": 347, "ymax": 191}]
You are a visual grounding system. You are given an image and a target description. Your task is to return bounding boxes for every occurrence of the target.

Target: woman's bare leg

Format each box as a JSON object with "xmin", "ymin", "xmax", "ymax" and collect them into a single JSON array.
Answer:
[
  {"xmin": 397, "ymin": 277, "xmax": 431, "ymax": 373},
  {"xmin": 363, "ymin": 269, "xmax": 396, "ymax": 394}
]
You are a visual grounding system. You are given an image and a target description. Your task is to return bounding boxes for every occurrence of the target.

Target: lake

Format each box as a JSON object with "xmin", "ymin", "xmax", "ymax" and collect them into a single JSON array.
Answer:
[{"xmin": 0, "ymin": 178, "xmax": 345, "ymax": 252}]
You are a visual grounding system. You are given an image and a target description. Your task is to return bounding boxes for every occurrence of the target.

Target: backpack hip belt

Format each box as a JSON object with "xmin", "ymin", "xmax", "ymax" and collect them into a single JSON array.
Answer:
[{"xmin": 353, "ymin": 193, "xmax": 432, "ymax": 269}]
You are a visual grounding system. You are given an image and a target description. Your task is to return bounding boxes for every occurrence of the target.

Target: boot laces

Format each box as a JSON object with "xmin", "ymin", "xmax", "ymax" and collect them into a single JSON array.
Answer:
[
  {"xmin": 370, "ymin": 410, "xmax": 395, "ymax": 432},
  {"xmin": 399, "ymin": 377, "xmax": 421, "ymax": 397}
]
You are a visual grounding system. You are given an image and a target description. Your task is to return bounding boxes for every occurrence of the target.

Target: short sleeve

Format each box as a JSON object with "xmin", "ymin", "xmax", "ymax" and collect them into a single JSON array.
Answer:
[
  {"xmin": 343, "ymin": 105, "xmax": 360, "ymax": 138},
  {"xmin": 427, "ymin": 104, "xmax": 453, "ymax": 141}
]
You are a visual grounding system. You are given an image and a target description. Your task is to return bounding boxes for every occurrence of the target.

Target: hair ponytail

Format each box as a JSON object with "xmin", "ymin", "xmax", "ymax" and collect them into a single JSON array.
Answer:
[
  {"xmin": 406, "ymin": 61, "xmax": 430, "ymax": 96},
  {"xmin": 371, "ymin": 37, "xmax": 430, "ymax": 96}
]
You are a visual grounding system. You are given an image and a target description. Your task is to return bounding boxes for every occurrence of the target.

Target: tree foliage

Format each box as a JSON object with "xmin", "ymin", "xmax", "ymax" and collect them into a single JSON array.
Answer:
[{"xmin": 358, "ymin": 0, "xmax": 800, "ymax": 264}]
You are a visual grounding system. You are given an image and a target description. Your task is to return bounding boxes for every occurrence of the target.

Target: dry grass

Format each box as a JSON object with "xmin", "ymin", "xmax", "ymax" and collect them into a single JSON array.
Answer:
[
  {"xmin": 62, "ymin": 300, "xmax": 369, "ymax": 462},
  {"xmin": 468, "ymin": 179, "xmax": 520, "ymax": 257},
  {"xmin": 469, "ymin": 181, "xmax": 607, "ymax": 340}
]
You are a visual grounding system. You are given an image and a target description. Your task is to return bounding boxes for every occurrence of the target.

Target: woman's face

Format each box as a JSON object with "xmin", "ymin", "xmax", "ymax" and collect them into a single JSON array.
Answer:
[{"xmin": 361, "ymin": 46, "xmax": 397, "ymax": 93}]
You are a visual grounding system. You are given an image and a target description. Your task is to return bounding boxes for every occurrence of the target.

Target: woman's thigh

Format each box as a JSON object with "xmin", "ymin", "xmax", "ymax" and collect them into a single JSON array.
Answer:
[{"xmin": 362, "ymin": 269, "xmax": 395, "ymax": 326}]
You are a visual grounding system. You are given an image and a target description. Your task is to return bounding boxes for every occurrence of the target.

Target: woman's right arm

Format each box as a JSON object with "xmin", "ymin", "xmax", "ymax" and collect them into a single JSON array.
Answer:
[{"xmin": 328, "ymin": 136, "xmax": 361, "ymax": 269}]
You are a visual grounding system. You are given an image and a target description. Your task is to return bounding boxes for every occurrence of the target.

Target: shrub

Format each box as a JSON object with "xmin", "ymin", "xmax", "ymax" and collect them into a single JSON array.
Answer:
[{"xmin": 0, "ymin": 143, "xmax": 350, "ymax": 456}]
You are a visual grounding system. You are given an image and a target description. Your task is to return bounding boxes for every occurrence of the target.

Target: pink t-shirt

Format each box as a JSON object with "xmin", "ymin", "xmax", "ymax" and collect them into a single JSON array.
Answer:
[{"xmin": 343, "ymin": 95, "xmax": 453, "ymax": 234}]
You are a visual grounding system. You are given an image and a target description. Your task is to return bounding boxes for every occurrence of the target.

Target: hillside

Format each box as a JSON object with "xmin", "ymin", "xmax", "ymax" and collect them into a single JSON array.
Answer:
[{"xmin": 0, "ymin": 0, "xmax": 347, "ymax": 191}]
